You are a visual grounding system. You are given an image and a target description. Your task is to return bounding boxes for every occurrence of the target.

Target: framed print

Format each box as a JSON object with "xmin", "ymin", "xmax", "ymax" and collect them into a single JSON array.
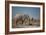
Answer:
[{"xmin": 5, "ymin": 1, "xmax": 45, "ymax": 34}]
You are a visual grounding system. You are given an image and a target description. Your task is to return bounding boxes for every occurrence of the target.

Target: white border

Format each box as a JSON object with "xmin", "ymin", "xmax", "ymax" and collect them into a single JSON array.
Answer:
[{"xmin": 9, "ymin": 4, "xmax": 43, "ymax": 32}]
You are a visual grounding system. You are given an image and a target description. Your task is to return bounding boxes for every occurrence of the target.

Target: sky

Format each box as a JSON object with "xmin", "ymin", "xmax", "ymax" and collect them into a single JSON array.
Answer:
[{"xmin": 12, "ymin": 6, "xmax": 40, "ymax": 20}]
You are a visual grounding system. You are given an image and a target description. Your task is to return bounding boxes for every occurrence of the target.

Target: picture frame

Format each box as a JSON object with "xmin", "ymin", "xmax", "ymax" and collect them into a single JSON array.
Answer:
[{"xmin": 5, "ymin": 1, "xmax": 45, "ymax": 34}]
